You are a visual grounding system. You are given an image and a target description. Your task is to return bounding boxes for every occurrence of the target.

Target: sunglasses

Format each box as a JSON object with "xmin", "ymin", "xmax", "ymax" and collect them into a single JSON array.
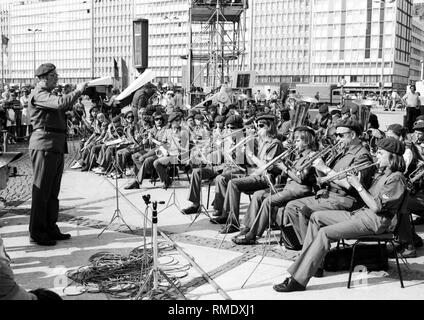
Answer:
[
  {"xmin": 228, "ymin": 126, "xmax": 237, "ymax": 130},
  {"xmin": 336, "ymin": 132, "xmax": 351, "ymax": 138},
  {"xmin": 126, "ymin": 116, "xmax": 134, "ymax": 119}
]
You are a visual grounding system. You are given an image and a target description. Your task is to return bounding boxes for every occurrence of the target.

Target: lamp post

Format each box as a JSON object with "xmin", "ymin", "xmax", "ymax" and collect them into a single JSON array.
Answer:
[
  {"xmin": 164, "ymin": 16, "xmax": 181, "ymax": 86},
  {"xmin": 28, "ymin": 28, "xmax": 42, "ymax": 76}
]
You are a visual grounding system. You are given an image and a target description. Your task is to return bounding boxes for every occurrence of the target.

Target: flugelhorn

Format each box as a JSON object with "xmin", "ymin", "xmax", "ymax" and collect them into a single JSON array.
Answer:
[{"xmin": 317, "ymin": 162, "xmax": 378, "ymax": 185}]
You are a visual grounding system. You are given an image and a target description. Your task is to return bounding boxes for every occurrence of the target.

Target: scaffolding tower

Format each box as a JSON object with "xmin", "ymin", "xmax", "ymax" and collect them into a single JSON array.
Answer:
[{"xmin": 184, "ymin": 0, "xmax": 248, "ymax": 95}]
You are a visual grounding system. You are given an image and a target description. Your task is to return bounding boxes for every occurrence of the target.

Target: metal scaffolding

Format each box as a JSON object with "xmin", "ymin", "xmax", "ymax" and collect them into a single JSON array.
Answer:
[{"xmin": 184, "ymin": 0, "xmax": 248, "ymax": 94}]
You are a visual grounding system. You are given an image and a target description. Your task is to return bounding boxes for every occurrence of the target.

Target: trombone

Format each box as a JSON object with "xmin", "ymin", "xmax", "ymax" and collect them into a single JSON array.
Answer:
[
  {"xmin": 317, "ymin": 162, "xmax": 378, "ymax": 185},
  {"xmin": 252, "ymin": 145, "xmax": 295, "ymax": 176},
  {"xmin": 297, "ymin": 141, "xmax": 343, "ymax": 172},
  {"xmin": 408, "ymin": 160, "xmax": 424, "ymax": 190},
  {"xmin": 228, "ymin": 133, "xmax": 258, "ymax": 154}
]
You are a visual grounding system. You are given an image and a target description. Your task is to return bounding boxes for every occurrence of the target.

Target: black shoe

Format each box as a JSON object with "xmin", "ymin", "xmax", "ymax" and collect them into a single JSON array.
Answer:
[
  {"xmin": 124, "ymin": 181, "xmax": 140, "ymax": 190},
  {"xmin": 49, "ymin": 232, "xmax": 71, "ymax": 241},
  {"xmin": 219, "ymin": 224, "xmax": 239, "ymax": 234},
  {"xmin": 273, "ymin": 277, "xmax": 306, "ymax": 293},
  {"xmin": 181, "ymin": 204, "xmax": 200, "ymax": 215},
  {"xmin": 210, "ymin": 216, "xmax": 228, "ymax": 225},
  {"xmin": 30, "ymin": 234, "xmax": 57, "ymax": 246},
  {"xmin": 163, "ymin": 180, "xmax": 172, "ymax": 190},
  {"xmin": 314, "ymin": 268, "xmax": 324, "ymax": 278}
]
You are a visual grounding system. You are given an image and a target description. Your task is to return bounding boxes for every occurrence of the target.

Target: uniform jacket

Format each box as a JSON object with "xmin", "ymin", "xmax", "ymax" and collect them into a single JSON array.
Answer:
[{"xmin": 28, "ymin": 84, "xmax": 83, "ymax": 154}]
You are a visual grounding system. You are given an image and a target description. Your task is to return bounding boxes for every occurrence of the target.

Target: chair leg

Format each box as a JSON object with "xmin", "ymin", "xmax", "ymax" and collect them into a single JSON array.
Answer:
[
  {"xmin": 207, "ymin": 182, "xmax": 211, "ymax": 210},
  {"xmin": 348, "ymin": 241, "xmax": 359, "ymax": 289},
  {"xmin": 390, "ymin": 240, "xmax": 405, "ymax": 288}
]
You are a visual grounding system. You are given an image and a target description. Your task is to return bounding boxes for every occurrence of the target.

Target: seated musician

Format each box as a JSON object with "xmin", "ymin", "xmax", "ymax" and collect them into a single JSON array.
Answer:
[
  {"xmin": 153, "ymin": 112, "xmax": 189, "ymax": 189},
  {"xmin": 385, "ymin": 123, "xmax": 423, "ymax": 257},
  {"xmin": 124, "ymin": 112, "xmax": 167, "ymax": 189},
  {"xmin": 212, "ymin": 113, "xmax": 284, "ymax": 234},
  {"xmin": 232, "ymin": 126, "xmax": 318, "ymax": 245},
  {"xmin": 283, "ymin": 119, "xmax": 375, "ymax": 245},
  {"xmin": 77, "ymin": 113, "xmax": 109, "ymax": 171},
  {"xmin": 181, "ymin": 115, "xmax": 244, "ymax": 215},
  {"xmin": 274, "ymin": 137, "xmax": 407, "ymax": 292},
  {"xmin": 189, "ymin": 114, "xmax": 210, "ymax": 166},
  {"xmin": 91, "ymin": 116, "xmax": 125, "ymax": 176},
  {"xmin": 115, "ymin": 108, "xmax": 141, "ymax": 176}
]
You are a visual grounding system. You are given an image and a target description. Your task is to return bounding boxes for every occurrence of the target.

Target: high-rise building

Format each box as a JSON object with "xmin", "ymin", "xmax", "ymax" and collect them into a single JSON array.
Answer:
[
  {"xmin": 134, "ymin": 0, "xmax": 188, "ymax": 85},
  {"xmin": 8, "ymin": 0, "xmax": 92, "ymax": 84},
  {"xmin": 410, "ymin": 16, "xmax": 424, "ymax": 83}
]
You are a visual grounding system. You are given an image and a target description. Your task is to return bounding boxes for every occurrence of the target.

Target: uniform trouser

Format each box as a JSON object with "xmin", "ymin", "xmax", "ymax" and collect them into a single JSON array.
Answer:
[
  {"xmin": 287, "ymin": 209, "xmax": 392, "ymax": 287},
  {"xmin": 396, "ymin": 191, "xmax": 424, "ymax": 246},
  {"xmin": 87, "ymin": 144, "xmax": 102, "ymax": 168},
  {"xmin": 213, "ymin": 170, "xmax": 244, "ymax": 214},
  {"xmin": 131, "ymin": 150, "xmax": 149, "ymax": 176},
  {"xmin": 221, "ymin": 175, "xmax": 270, "ymax": 224},
  {"xmin": 283, "ymin": 192, "xmax": 355, "ymax": 245},
  {"xmin": 135, "ymin": 154, "xmax": 158, "ymax": 184},
  {"xmin": 98, "ymin": 146, "xmax": 115, "ymax": 170},
  {"xmin": 187, "ymin": 167, "xmax": 219, "ymax": 205},
  {"xmin": 406, "ymin": 107, "xmax": 420, "ymax": 133},
  {"xmin": 243, "ymin": 185, "xmax": 312, "ymax": 239},
  {"xmin": 153, "ymin": 155, "xmax": 179, "ymax": 184},
  {"xmin": 29, "ymin": 149, "xmax": 64, "ymax": 238},
  {"xmin": 116, "ymin": 148, "xmax": 133, "ymax": 172}
]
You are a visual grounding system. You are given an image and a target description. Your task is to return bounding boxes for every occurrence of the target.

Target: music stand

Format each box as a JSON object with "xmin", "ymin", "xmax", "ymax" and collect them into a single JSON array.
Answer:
[
  {"xmin": 241, "ymin": 174, "xmax": 279, "ymax": 288},
  {"xmin": 134, "ymin": 200, "xmax": 186, "ymax": 300},
  {"xmin": 98, "ymin": 145, "xmax": 133, "ymax": 237},
  {"xmin": 185, "ymin": 151, "xmax": 213, "ymax": 230}
]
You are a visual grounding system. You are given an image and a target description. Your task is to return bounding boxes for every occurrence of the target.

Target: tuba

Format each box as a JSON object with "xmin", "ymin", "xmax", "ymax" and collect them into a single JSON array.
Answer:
[
  {"xmin": 289, "ymin": 95, "xmax": 316, "ymax": 138},
  {"xmin": 352, "ymin": 99, "xmax": 374, "ymax": 132}
]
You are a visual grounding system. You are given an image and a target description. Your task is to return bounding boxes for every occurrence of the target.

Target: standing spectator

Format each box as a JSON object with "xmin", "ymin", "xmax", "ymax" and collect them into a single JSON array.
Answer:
[
  {"xmin": 20, "ymin": 89, "xmax": 31, "ymax": 138},
  {"xmin": 5, "ymin": 103, "xmax": 16, "ymax": 144},
  {"xmin": 1, "ymin": 85, "xmax": 10, "ymax": 101},
  {"xmin": 402, "ymin": 85, "xmax": 421, "ymax": 133},
  {"xmin": 9, "ymin": 92, "xmax": 22, "ymax": 139}
]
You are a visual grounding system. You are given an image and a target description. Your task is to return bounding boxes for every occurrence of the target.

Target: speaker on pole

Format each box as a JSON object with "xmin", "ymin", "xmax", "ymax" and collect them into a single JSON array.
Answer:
[{"xmin": 133, "ymin": 19, "xmax": 149, "ymax": 73}]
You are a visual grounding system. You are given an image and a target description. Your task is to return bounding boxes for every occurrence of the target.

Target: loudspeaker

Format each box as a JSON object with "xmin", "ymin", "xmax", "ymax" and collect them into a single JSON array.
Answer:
[{"xmin": 133, "ymin": 19, "xmax": 149, "ymax": 71}]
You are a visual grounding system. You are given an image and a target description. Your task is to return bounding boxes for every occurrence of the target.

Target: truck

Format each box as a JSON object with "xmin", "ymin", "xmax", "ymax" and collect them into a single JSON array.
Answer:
[{"xmin": 295, "ymin": 84, "xmax": 341, "ymax": 106}]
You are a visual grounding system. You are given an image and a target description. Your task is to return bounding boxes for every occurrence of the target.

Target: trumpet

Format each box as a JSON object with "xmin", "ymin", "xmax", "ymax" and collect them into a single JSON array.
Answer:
[
  {"xmin": 297, "ymin": 141, "xmax": 343, "ymax": 172},
  {"xmin": 318, "ymin": 162, "xmax": 378, "ymax": 185},
  {"xmin": 408, "ymin": 160, "xmax": 424, "ymax": 190}
]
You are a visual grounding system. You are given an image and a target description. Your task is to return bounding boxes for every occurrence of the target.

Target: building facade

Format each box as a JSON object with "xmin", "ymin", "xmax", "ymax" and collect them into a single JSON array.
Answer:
[
  {"xmin": 134, "ymin": 0, "xmax": 189, "ymax": 86},
  {"xmin": 410, "ymin": 6, "xmax": 424, "ymax": 83},
  {"xmin": 8, "ymin": 0, "xmax": 92, "ymax": 84}
]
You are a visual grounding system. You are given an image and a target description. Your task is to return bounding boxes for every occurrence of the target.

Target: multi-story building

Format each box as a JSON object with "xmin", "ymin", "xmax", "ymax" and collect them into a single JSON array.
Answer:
[
  {"xmin": 92, "ymin": 0, "xmax": 135, "ymax": 88},
  {"xmin": 410, "ymin": 16, "xmax": 424, "ymax": 83},
  {"xmin": 134, "ymin": 0, "xmax": 189, "ymax": 86},
  {"xmin": 8, "ymin": 0, "xmax": 92, "ymax": 84}
]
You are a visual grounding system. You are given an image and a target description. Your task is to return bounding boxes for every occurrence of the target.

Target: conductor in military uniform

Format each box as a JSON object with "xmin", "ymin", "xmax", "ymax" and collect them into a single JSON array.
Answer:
[{"xmin": 28, "ymin": 63, "xmax": 88, "ymax": 246}]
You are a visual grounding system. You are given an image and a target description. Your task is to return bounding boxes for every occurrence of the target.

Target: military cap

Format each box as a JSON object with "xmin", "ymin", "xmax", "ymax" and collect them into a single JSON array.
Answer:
[
  {"xmin": 376, "ymin": 137, "xmax": 405, "ymax": 156},
  {"xmin": 153, "ymin": 112, "xmax": 164, "ymax": 120},
  {"xmin": 387, "ymin": 124, "xmax": 405, "ymax": 138},
  {"xmin": 319, "ymin": 104, "xmax": 329, "ymax": 114},
  {"xmin": 335, "ymin": 119, "xmax": 363, "ymax": 135},
  {"xmin": 168, "ymin": 112, "xmax": 182, "ymax": 123},
  {"xmin": 146, "ymin": 105, "xmax": 157, "ymax": 115},
  {"xmin": 294, "ymin": 126, "xmax": 315, "ymax": 136},
  {"xmin": 188, "ymin": 109, "xmax": 200, "ymax": 117},
  {"xmin": 194, "ymin": 113, "xmax": 204, "ymax": 120},
  {"xmin": 121, "ymin": 106, "xmax": 133, "ymax": 117},
  {"xmin": 256, "ymin": 113, "xmax": 275, "ymax": 122},
  {"xmin": 225, "ymin": 115, "xmax": 244, "ymax": 128},
  {"xmin": 413, "ymin": 121, "xmax": 424, "ymax": 132},
  {"xmin": 215, "ymin": 115, "xmax": 225, "ymax": 123},
  {"xmin": 35, "ymin": 63, "xmax": 56, "ymax": 77},
  {"xmin": 341, "ymin": 105, "xmax": 350, "ymax": 115}
]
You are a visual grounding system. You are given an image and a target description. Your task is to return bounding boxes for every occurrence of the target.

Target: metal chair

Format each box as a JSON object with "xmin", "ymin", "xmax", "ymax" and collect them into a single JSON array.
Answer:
[{"xmin": 344, "ymin": 190, "xmax": 409, "ymax": 289}]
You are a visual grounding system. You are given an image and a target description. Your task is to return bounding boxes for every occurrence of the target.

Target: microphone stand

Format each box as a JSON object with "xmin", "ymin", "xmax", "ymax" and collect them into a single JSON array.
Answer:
[{"xmin": 134, "ymin": 200, "xmax": 186, "ymax": 300}]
